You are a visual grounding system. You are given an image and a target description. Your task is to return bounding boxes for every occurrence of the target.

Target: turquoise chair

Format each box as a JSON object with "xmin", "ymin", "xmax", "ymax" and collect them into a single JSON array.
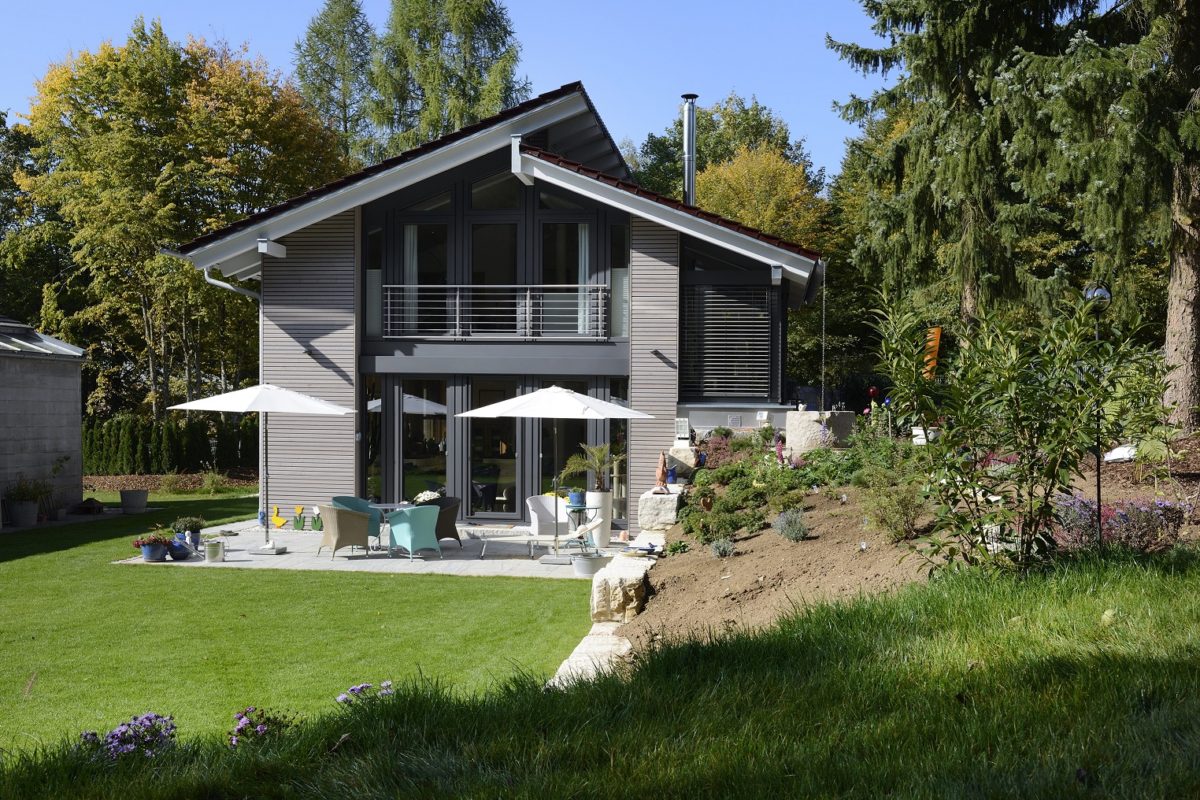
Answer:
[
  {"xmin": 387, "ymin": 505, "xmax": 442, "ymax": 561},
  {"xmin": 331, "ymin": 496, "xmax": 383, "ymax": 549}
]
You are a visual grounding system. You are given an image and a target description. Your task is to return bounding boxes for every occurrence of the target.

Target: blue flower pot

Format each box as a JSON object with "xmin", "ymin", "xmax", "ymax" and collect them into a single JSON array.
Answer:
[
  {"xmin": 167, "ymin": 541, "xmax": 192, "ymax": 561},
  {"xmin": 188, "ymin": 530, "xmax": 202, "ymax": 548},
  {"xmin": 141, "ymin": 544, "xmax": 167, "ymax": 562},
  {"xmin": 568, "ymin": 491, "xmax": 585, "ymax": 507}
]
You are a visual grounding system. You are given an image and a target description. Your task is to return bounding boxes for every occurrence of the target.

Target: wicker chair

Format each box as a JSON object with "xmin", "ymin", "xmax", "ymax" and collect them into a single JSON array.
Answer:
[
  {"xmin": 386, "ymin": 505, "xmax": 442, "ymax": 561},
  {"xmin": 418, "ymin": 496, "xmax": 462, "ymax": 548},
  {"xmin": 331, "ymin": 496, "xmax": 383, "ymax": 548},
  {"xmin": 316, "ymin": 504, "xmax": 372, "ymax": 559}
]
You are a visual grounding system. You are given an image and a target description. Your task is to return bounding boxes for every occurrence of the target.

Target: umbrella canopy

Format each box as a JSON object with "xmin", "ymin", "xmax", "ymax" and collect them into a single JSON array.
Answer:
[
  {"xmin": 457, "ymin": 385, "xmax": 653, "ymax": 421},
  {"xmin": 169, "ymin": 384, "xmax": 354, "ymax": 551},
  {"xmin": 367, "ymin": 395, "xmax": 448, "ymax": 415},
  {"xmin": 457, "ymin": 386, "xmax": 653, "ymax": 530},
  {"xmin": 169, "ymin": 384, "xmax": 354, "ymax": 416}
]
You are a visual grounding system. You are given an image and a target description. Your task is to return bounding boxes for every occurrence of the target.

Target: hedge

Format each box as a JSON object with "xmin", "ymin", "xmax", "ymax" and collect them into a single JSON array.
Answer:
[{"xmin": 82, "ymin": 416, "xmax": 258, "ymax": 475}]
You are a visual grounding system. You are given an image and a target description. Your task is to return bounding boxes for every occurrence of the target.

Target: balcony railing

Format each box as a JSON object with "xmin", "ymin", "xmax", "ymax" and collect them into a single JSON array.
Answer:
[{"xmin": 382, "ymin": 284, "xmax": 609, "ymax": 340}]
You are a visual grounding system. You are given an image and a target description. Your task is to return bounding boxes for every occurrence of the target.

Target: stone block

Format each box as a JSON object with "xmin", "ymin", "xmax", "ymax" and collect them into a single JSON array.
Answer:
[
  {"xmin": 637, "ymin": 486, "xmax": 684, "ymax": 531},
  {"xmin": 784, "ymin": 410, "xmax": 856, "ymax": 455},
  {"xmin": 590, "ymin": 557, "xmax": 652, "ymax": 623}
]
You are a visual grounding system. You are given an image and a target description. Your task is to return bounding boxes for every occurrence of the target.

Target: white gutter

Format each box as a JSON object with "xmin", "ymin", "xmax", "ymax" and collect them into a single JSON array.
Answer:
[{"xmin": 159, "ymin": 247, "xmax": 261, "ymax": 301}]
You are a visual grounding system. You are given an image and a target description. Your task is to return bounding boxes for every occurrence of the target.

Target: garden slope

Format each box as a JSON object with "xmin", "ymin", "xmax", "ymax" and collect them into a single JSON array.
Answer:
[{"xmin": 623, "ymin": 487, "xmax": 923, "ymax": 647}]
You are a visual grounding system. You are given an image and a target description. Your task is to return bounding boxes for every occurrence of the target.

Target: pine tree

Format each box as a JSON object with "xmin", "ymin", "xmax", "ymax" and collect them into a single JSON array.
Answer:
[
  {"xmin": 147, "ymin": 421, "xmax": 162, "ymax": 474},
  {"xmin": 134, "ymin": 418, "xmax": 150, "ymax": 474},
  {"xmin": 368, "ymin": 0, "xmax": 530, "ymax": 156},
  {"xmin": 294, "ymin": 0, "xmax": 376, "ymax": 164}
]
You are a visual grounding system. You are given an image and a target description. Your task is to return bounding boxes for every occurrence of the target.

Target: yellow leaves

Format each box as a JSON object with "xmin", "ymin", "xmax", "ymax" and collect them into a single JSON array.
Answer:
[{"xmin": 694, "ymin": 145, "xmax": 827, "ymax": 248}]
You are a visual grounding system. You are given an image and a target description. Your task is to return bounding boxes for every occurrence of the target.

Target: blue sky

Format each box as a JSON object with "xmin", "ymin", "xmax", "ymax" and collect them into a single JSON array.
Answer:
[{"xmin": 0, "ymin": 0, "xmax": 890, "ymax": 177}]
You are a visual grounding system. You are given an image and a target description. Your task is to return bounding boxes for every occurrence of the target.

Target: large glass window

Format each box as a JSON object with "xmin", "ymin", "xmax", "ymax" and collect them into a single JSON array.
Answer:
[
  {"xmin": 365, "ymin": 229, "xmax": 383, "ymax": 338},
  {"xmin": 401, "ymin": 379, "xmax": 448, "ymax": 501},
  {"xmin": 399, "ymin": 224, "xmax": 448, "ymax": 333},
  {"xmin": 469, "ymin": 378, "xmax": 520, "ymax": 515},
  {"xmin": 542, "ymin": 380, "xmax": 588, "ymax": 495},
  {"xmin": 541, "ymin": 222, "xmax": 589, "ymax": 335},
  {"xmin": 404, "ymin": 190, "xmax": 451, "ymax": 212},
  {"xmin": 609, "ymin": 378, "xmax": 629, "ymax": 522},
  {"xmin": 471, "ymin": 223, "xmax": 518, "ymax": 334},
  {"xmin": 609, "ymin": 225, "xmax": 630, "ymax": 338},
  {"xmin": 364, "ymin": 375, "xmax": 382, "ymax": 501}
]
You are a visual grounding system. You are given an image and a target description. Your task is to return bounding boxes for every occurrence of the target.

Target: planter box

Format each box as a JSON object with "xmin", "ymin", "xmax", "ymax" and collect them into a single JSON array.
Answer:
[{"xmin": 120, "ymin": 489, "xmax": 149, "ymax": 514}]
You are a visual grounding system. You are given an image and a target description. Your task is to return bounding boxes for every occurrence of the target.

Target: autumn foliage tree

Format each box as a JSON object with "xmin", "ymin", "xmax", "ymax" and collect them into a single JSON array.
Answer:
[{"xmin": 19, "ymin": 18, "xmax": 348, "ymax": 416}]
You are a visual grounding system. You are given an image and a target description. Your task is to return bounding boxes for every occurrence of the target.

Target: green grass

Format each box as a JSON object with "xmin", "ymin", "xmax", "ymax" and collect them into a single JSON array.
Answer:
[
  {"xmin": 4, "ymin": 551, "xmax": 1200, "ymax": 797},
  {"xmin": 0, "ymin": 495, "xmax": 591, "ymax": 754}
]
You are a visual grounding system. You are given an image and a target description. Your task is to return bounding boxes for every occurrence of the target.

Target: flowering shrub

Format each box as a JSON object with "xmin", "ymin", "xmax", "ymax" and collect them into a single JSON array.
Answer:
[
  {"xmin": 1054, "ymin": 494, "xmax": 1189, "ymax": 553},
  {"xmin": 228, "ymin": 706, "xmax": 295, "ymax": 749},
  {"xmin": 335, "ymin": 680, "xmax": 394, "ymax": 707},
  {"xmin": 131, "ymin": 533, "xmax": 173, "ymax": 549},
  {"xmin": 80, "ymin": 713, "xmax": 176, "ymax": 760}
]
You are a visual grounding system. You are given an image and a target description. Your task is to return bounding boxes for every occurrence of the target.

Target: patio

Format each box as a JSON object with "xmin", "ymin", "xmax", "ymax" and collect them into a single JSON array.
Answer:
[{"xmin": 115, "ymin": 518, "xmax": 594, "ymax": 579}]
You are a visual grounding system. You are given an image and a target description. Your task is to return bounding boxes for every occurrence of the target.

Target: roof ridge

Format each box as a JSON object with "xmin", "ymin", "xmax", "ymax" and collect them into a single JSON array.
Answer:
[{"xmin": 518, "ymin": 144, "xmax": 822, "ymax": 261}]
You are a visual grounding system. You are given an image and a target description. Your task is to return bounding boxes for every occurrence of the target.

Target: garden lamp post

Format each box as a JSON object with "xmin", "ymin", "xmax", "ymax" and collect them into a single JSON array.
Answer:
[{"xmin": 1085, "ymin": 284, "xmax": 1111, "ymax": 550}]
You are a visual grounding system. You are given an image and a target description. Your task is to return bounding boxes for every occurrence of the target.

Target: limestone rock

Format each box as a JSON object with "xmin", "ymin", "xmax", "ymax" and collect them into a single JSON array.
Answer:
[
  {"xmin": 784, "ymin": 410, "xmax": 855, "ymax": 456},
  {"xmin": 637, "ymin": 486, "xmax": 684, "ymax": 531},
  {"xmin": 590, "ymin": 557, "xmax": 652, "ymax": 622}
]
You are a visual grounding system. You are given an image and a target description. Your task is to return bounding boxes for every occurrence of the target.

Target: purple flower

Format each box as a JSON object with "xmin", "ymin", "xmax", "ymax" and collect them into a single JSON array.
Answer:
[
  {"xmin": 229, "ymin": 735, "xmax": 239, "ymax": 748},
  {"xmin": 255, "ymin": 724, "xmax": 267, "ymax": 735},
  {"xmin": 336, "ymin": 693, "xmax": 351, "ymax": 704}
]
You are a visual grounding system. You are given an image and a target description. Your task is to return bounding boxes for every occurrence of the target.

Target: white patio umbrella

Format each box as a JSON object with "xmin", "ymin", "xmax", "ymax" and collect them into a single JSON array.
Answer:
[
  {"xmin": 457, "ymin": 385, "xmax": 653, "ymax": 510},
  {"xmin": 169, "ymin": 384, "xmax": 354, "ymax": 553}
]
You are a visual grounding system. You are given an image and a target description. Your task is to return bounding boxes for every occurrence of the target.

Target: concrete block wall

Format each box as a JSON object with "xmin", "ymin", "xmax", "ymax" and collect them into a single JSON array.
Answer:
[{"xmin": 0, "ymin": 355, "xmax": 84, "ymax": 512}]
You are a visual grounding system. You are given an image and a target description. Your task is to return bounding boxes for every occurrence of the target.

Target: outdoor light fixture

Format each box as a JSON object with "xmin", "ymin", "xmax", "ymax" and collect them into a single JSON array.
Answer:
[{"xmin": 1085, "ymin": 283, "xmax": 1111, "ymax": 550}]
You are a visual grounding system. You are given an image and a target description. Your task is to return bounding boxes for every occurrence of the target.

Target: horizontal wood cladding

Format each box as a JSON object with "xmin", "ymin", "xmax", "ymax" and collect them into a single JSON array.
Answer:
[
  {"xmin": 261, "ymin": 211, "xmax": 357, "ymax": 510},
  {"xmin": 628, "ymin": 218, "xmax": 679, "ymax": 533}
]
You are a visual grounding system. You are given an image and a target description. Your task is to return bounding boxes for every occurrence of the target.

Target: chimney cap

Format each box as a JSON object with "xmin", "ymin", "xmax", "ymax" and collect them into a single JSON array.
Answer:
[{"xmin": 681, "ymin": 92, "xmax": 699, "ymax": 100}]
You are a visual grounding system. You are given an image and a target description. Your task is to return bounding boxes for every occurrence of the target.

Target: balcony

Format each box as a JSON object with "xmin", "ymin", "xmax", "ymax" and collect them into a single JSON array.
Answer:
[{"xmin": 382, "ymin": 284, "xmax": 609, "ymax": 340}]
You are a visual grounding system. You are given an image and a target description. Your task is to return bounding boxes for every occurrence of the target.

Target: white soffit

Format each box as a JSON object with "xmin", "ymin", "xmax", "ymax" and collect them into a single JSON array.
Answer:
[
  {"xmin": 184, "ymin": 92, "xmax": 590, "ymax": 276},
  {"xmin": 514, "ymin": 152, "xmax": 816, "ymax": 284}
]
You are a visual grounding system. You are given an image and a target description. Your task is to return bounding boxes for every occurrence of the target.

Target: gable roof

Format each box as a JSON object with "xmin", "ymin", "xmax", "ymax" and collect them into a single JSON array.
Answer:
[
  {"xmin": 173, "ymin": 82, "xmax": 625, "ymax": 276},
  {"xmin": 0, "ymin": 316, "xmax": 84, "ymax": 360},
  {"xmin": 520, "ymin": 144, "xmax": 821, "ymax": 262}
]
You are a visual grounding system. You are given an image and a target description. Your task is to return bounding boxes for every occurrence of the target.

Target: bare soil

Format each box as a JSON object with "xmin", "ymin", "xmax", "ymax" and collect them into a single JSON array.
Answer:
[
  {"xmin": 622, "ymin": 487, "xmax": 925, "ymax": 649},
  {"xmin": 623, "ymin": 436, "xmax": 1200, "ymax": 650}
]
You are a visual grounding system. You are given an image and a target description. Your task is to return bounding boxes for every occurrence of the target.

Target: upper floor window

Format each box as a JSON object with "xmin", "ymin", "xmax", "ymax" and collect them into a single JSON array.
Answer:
[
  {"xmin": 404, "ymin": 191, "xmax": 452, "ymax": 213},
  {"xmin": 471, "ymin": 172, "xmax": 522, "ymax": 210}
]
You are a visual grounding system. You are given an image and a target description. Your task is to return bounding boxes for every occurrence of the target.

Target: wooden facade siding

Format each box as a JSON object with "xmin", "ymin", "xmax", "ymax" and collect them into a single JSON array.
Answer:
[
  {"xmin": 261, "ymin": 211, "xmax": 358, "ymax": 512},
  {"xmin": 627, "ymin": 218, "xmax": 679, "ymax": 534}
]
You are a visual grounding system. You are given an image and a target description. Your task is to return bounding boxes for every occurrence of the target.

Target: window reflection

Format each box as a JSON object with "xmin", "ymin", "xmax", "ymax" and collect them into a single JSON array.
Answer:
[
  {"xmin": 469, "ymin": 379, "xmax": 518, "ymax": 514},
  {"xmin": 401, "ymin": 380, "xmax": 447, "ymax": 501}
]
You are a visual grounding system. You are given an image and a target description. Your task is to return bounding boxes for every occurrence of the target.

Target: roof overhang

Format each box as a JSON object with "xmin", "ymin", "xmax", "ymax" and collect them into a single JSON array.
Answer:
[
  {"xmin": 511, "ymin": 148, "xmax": 819, "ymax": 290},
  {"xmin": 176, "ymin": 92, "xmax": 593, "ymax": 278}
]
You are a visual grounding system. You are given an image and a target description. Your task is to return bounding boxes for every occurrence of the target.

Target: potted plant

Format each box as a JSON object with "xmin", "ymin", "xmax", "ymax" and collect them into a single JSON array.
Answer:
[
  {"xmin": 172, "ymin": 516, "xmax": 207, "ymax": 548},
  {"xmin": 566, "ymin": 487, "xmax": 585, "ymax": 507},
  {"xmin": 559, "ymin": 444, "xmax": 626, "ymax": 549},
  {"xmin": 6, "ymin": 476, "xmax": 50, "ymax": 528},
  {"xmin": 133, "ymin": 532, "xmax": 173, "ymax": 562}
]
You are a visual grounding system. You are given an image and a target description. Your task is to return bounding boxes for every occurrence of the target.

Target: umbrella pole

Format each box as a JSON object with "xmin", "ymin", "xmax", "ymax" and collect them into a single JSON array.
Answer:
[
  {"xmin": 553, "ymin": 419, "xmax": 560, "ymax": 556},
  {"xmin": 262, "ymin": 410, "xmax": 269, "ymax": 547}
]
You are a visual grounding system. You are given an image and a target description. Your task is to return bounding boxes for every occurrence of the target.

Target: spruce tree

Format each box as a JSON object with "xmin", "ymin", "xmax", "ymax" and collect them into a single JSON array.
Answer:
[{"xmin": 294, "ymin": 0, "xmax": 376, "ymax": 164}]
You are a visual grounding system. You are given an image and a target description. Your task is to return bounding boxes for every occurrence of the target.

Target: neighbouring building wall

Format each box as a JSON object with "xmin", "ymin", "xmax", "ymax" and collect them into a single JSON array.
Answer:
[
  {"xmin": 0, "ymin": 355, "xmax": 83, "ymax": 513},
  {"xmin": 627, "ymin": 218, "xmax": 679, "ymax": 533},
  {"xmin": 261, "ymin": 211, "xmax": 358, "ymax": 511}
]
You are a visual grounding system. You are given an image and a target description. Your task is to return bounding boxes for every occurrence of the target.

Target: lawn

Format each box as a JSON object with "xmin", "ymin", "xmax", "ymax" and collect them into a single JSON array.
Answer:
[
  {"xmin": 4, "ymin": 550, "xmax": 1200, "ymax": 797},
  {"xmin": 0, "ymin": 494, "xmax": 591, "ymax": 752}
]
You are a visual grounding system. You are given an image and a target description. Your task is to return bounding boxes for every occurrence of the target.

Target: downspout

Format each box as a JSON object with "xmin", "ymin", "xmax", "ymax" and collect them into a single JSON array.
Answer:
[{"xmin": 158, "ymin": 247, "xmax": 261, "ymax": 302}]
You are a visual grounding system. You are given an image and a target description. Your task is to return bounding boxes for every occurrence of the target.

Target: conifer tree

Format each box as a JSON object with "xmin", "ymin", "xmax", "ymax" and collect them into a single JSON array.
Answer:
[
  {"xmin": 368, "ymin": 0, "xmax": 529, "ymax": 155},
  {"xmin": 294, "ymin": 0, "xmax": 376, "ymax": 164}
]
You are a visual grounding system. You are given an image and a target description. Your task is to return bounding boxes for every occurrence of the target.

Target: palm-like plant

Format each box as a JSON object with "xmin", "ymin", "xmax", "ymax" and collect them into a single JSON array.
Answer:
[{"xmin": 558, "ymin": 444, "xmax": 625, "ymax": 492}]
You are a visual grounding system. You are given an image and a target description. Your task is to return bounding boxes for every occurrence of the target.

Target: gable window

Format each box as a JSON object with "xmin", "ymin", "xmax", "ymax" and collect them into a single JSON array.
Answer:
[
  {"xmin": 680, "ymin": 286, "xmax": 774, "ymax": 399},
  {"xmin": 470, "ymin": 172, "xmax": 522, "ymax": 210},
  {"xmin": 404, "ymin": 190, "xmax": 452, "ymax": 212}
]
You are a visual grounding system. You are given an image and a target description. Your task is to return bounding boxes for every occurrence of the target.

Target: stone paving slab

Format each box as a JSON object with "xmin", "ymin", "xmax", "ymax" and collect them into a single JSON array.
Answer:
[{"xmin": 114, "ymin": 519, "xmax": 587, "ymax": 580}]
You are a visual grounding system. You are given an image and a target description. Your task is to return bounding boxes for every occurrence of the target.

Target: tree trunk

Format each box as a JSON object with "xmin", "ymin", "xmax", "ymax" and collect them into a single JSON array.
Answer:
[
  {"xmin": 141, "ymin": 298, "xmax": 158, "ymax": 419},
  {"xmin": 1164, "ymin": 158, "xmax": 1200, "ymax": 432}
]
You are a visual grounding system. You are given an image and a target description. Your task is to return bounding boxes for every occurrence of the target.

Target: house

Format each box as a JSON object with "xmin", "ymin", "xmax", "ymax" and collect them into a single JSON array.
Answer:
[
  {"xmin": 0, "ymin": 316, "xmax": 85, "ymax": 524},
  {"xmin": 169, "ymin": 82, "xmax": 823, "ymax": 534}
]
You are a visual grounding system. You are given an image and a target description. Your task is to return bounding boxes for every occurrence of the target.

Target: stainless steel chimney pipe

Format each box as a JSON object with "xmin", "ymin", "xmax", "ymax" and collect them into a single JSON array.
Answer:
[{"xmin": 681, "ymin": 93, "xmax": 698, "ymax": 205}]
